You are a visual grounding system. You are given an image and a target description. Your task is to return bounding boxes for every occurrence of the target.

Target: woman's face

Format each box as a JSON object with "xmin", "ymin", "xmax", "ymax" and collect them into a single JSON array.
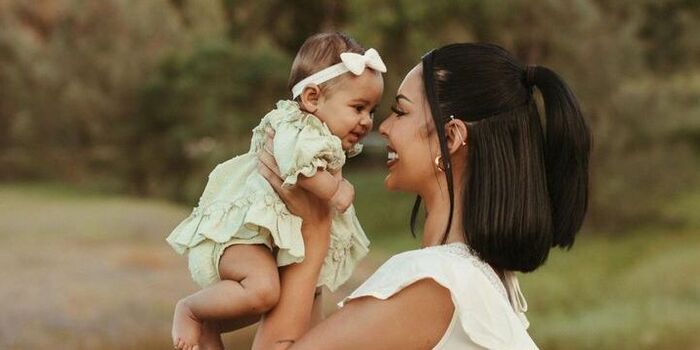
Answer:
[{"xmin": 379, "ymin": 64, "xmax": 440, "ymax": 193}]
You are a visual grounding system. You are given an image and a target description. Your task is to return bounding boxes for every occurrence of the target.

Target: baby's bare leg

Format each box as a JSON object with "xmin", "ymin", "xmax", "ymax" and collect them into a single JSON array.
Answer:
[{"xmin": 172, "ymin": 244, "xmax": 280, "ymax": 350}]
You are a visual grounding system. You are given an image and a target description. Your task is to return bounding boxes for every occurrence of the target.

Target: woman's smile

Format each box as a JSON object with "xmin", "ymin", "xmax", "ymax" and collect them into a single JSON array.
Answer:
[{"xmin": 386, "ymin": 145, "xmax": 399, "ymax": 168}]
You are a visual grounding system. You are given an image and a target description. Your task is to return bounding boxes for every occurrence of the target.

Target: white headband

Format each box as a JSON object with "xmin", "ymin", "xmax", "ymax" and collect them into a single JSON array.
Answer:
[{"xmin": 291, "ymin": 48, "xmax": 387, "ymax": 99}]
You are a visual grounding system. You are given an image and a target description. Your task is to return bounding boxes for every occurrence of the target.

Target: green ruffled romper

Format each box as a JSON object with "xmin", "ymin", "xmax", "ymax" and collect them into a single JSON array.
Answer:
[{"xmin": 166, "ymin": 100, "xmax": 369, "ymax": 292}]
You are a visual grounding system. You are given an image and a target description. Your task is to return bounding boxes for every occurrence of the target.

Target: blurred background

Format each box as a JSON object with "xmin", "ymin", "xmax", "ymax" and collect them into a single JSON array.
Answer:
[{"xmin": 1, "ymin": 0, "xmax": 699, "ymax": 349}]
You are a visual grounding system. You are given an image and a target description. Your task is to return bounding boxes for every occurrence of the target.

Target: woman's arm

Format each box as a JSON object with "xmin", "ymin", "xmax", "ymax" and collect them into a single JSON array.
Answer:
[
  {"xmin": 309, "ymin": 287, "xmax": 325, "ymax": 326},
  {"xmin": 290, "ymin": 279, "xmax": 455, "ymax": 350},
  {"xmin": 253, "ymin": 221, "xmax": 330, "ymax": 350},
  {"xmin": 254, "ymin": 128, "xmax": 332, "ymax": 349}
]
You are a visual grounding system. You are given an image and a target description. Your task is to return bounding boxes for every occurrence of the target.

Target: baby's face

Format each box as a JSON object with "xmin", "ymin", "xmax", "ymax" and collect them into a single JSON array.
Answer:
[{"xmin": 314, "ymin": 70, "xmax": 384, "ymax": 151}]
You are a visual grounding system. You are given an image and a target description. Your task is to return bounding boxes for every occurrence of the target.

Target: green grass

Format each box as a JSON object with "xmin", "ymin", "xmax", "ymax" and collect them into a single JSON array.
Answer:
[
  {"xmin": 1, "ymin": 170, "xmax": 700, "ymax": 349},
  {"xmin": 522, "ymin": 230, "xmax": 700, "ymax": 349},
  {"xmin": 345, "ymin": 168, "xmax": 420, "ymax": 253}
]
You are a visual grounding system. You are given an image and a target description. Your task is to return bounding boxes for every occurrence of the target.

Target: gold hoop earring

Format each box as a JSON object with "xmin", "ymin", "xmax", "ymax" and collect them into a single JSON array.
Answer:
[{"xmin": 434, "ymin": 155, "xmax": 446, "ymax": 172}]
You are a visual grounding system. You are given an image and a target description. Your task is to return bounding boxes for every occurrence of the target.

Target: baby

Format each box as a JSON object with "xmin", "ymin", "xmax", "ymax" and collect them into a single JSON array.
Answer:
[{"xmin": 166, "ymin": 32, "xmax": 385, "ymax": 349}]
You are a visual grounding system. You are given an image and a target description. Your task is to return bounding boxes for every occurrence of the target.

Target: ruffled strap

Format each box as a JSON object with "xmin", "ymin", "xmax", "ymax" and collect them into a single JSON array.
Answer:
[
  {"xmin": 340, "ymin": 245, "xmax": 538, "ymax": 349},
  {"xmin": 279, "ymin": 120, "xmax": 345, "ymax": 187},
  {"xmin": 256, "ymin": 100, "xmax": 346, "ymax": 188},
  {"xmin": 346, "ymin": 142, "xmax": 363, "ymax": 158}
]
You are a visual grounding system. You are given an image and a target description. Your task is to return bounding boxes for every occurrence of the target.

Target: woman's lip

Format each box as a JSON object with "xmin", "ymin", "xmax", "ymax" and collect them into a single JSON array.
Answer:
[
  {"xmin": 387, "ymin": 145, "xmax": 398, "ymax": 168},
  {"xmin": 387, "ymin": 152, "xmax": 399, "ymax": 168}
]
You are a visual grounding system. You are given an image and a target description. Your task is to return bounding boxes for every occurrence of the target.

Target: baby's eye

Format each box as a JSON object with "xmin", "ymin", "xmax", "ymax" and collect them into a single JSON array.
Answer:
[{"xmin": 354, "ymin": 105, "xmax": 364, "ymax": 113}]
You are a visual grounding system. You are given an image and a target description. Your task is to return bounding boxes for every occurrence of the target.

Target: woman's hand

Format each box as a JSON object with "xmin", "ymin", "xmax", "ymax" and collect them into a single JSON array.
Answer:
[
  {"xmin": 257, "ymin": 127, "xmax": 332, "ymax": 228},
  {"xmin": 329, "ymin": 178, "xmax": 355, "ymax": 213}
]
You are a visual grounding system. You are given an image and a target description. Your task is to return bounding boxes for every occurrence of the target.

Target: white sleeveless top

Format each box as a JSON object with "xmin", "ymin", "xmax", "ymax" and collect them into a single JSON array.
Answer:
[{"xmin": 339, "ymin": 242, "xmax": 539, "ymax": 349}]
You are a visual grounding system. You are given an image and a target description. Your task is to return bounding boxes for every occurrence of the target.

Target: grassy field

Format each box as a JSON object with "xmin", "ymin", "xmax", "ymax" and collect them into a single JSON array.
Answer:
[{"xmin": 1, "ymin": 170, "xmax": 699, "ymax": 349}]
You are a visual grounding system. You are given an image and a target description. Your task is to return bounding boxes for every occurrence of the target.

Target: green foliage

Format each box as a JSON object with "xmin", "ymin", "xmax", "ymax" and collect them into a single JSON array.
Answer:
[
  {"xmin": 0, "ymin": 0, "xmax": 699, "ymax": 230},
  {"xmin": 127, "ymin": 39, "xmax": 289, "ymax": 200}
]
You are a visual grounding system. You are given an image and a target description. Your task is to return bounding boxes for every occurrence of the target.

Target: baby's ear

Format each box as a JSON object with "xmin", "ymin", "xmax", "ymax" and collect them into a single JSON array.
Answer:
[{"xmin": 299, "ymin": 84, "xmax": 321, "ymax": 113}]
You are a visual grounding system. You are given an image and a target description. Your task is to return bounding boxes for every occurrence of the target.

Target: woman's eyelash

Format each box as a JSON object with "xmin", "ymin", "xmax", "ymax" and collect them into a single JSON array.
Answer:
[{"xmin": 391, "ymin": 105, "xmax": 406, "ymax": 116}]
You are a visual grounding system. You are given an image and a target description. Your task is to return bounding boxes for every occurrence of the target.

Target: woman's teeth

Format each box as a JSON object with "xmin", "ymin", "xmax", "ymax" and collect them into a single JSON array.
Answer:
[{"xmin": 388, "ymin": 151, "xmax": 399, "ymax": 161}]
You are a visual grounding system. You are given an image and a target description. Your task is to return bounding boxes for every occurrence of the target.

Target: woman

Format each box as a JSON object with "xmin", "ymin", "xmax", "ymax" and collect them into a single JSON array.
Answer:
[{"xmin": 254, "ymin": 43, "xmax": 591, "ymax": 349}]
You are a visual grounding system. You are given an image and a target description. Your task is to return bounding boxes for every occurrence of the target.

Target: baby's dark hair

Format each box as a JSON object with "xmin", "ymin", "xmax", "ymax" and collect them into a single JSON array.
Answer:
[{"xmin": 287, "ymin": 32, "xmax": 365, "ymax": 97}]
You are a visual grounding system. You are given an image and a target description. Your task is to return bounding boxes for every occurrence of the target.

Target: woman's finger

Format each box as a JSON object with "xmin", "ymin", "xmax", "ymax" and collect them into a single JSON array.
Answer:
[
  {"xmin": 258, "ymin": 147, "xmax": 282, "ymax": 178},
  {"xmin": 258, "ymin": 160, "xmax": 284, "ymax": 190},
  {"xmin": 258, "ymin": 160, "xmax": 300, "ymax": 207},
  {"xmin": 265, "ymin": 129, "xmax": 275, "ymax": 149},
  {"xmin": 260, "ymin": 127, "xmax": 282, "ymax": 177}
]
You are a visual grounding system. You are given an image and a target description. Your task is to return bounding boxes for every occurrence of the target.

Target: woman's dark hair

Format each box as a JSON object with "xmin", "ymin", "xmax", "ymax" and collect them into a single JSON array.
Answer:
[{"xmin": 415, "ymin": 43, "xmax": 591, "ymax": 272}]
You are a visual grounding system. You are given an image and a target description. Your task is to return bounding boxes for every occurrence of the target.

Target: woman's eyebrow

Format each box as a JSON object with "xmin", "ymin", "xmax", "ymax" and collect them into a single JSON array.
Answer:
[{"xmin": 396, "ymin": 94, "xmax": 412, "ymax": 103}]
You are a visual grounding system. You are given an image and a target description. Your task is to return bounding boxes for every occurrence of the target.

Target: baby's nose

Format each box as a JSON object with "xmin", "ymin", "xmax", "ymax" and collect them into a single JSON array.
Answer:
[{"xmin": 359, "ymin": 113, "xmax": 373, "ymax": 127}]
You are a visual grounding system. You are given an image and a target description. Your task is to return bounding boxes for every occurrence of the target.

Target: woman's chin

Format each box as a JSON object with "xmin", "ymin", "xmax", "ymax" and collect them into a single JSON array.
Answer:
[{"xmin": 383, "ymin": 173, "xmax": 398, "ymax": 191}]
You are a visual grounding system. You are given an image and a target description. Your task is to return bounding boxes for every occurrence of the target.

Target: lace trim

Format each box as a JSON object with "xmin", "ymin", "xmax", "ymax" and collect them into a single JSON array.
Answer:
[{"xmin": 424, "ymin": 243, "xmax": 508, "ymax": 300}]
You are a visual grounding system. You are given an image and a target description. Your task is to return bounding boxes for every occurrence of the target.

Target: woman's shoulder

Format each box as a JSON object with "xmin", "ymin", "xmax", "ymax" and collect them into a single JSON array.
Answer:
[
  {"xmin": 345, "ymin": 243, "xmax": 507, "ymax": 302},
  {"xmin": 342, "ymin": 242, "xmax": 538, "ymax": 349}
]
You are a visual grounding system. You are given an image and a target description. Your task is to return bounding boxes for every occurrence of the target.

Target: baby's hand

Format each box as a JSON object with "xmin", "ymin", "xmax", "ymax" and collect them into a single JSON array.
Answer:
[{"xmin": 329, "ymin": 178, "xmax": 354, "ymax": 213}]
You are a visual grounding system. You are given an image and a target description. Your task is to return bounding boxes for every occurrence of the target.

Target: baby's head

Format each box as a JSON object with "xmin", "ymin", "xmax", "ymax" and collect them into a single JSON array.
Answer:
[{"xmin": 288, "ymin": 32, "xmax": 384, "ymax": 152}]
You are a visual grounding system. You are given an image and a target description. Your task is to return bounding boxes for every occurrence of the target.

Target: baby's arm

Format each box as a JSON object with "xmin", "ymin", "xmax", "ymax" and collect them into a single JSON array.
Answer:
[
  {"xmin": 297, "ymin": 170, "xmax": 354, "ymax": 213},
  {"xmin": 295, "ymin": 170, "xmax": 339, "ymax": 201}
]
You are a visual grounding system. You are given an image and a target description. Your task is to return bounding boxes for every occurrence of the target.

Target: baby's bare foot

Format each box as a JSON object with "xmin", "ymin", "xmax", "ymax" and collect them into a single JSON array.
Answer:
[
  {"xmin": 198, "ymin": 322, "xmax": 224, "ymax": 350},
  {"xmin": 172, "ymin": 299, "xmax": 202, "ymax": 350}
]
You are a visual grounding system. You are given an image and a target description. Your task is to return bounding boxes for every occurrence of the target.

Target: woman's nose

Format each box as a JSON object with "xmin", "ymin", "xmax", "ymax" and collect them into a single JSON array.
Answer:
[{"xmin": 378, "ymin": 115, "xmax": 392, "ymax": 136}]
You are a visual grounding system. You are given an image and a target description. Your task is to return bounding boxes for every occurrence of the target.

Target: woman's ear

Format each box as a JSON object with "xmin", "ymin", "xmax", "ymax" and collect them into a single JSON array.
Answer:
[
  {"xmin": 299, "ymin": 84, "xmax": 321, "ymax": 113},
  {"xmin": 446, "ymin": 119, "xmax": 468, "ymax": 154}
]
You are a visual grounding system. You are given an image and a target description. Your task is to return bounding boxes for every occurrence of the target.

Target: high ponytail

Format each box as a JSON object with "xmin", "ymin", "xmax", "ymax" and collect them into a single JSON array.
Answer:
[
  {"xmin": 530, "ymin": 66, "xmax": 591, "ymax": 249},
  {"xmin": 418, "ymin": 43, "xmax": 591, "ymax": 272}
]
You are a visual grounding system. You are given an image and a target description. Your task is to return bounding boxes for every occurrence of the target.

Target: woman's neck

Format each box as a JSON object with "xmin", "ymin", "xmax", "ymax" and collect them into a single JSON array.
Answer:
[{"xmin": 420, "ymin": 180, "xmax": 466, "ymax": 248}]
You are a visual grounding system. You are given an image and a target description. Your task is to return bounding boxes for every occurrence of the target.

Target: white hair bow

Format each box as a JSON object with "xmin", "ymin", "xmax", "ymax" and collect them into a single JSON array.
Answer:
[
  {"xmin": 339, "ymin": 48, "xmax": 387, "ymax": 75},
  {"xmin": 291, "ymin": 48, "xmax": 387, "ymax": 99}
]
